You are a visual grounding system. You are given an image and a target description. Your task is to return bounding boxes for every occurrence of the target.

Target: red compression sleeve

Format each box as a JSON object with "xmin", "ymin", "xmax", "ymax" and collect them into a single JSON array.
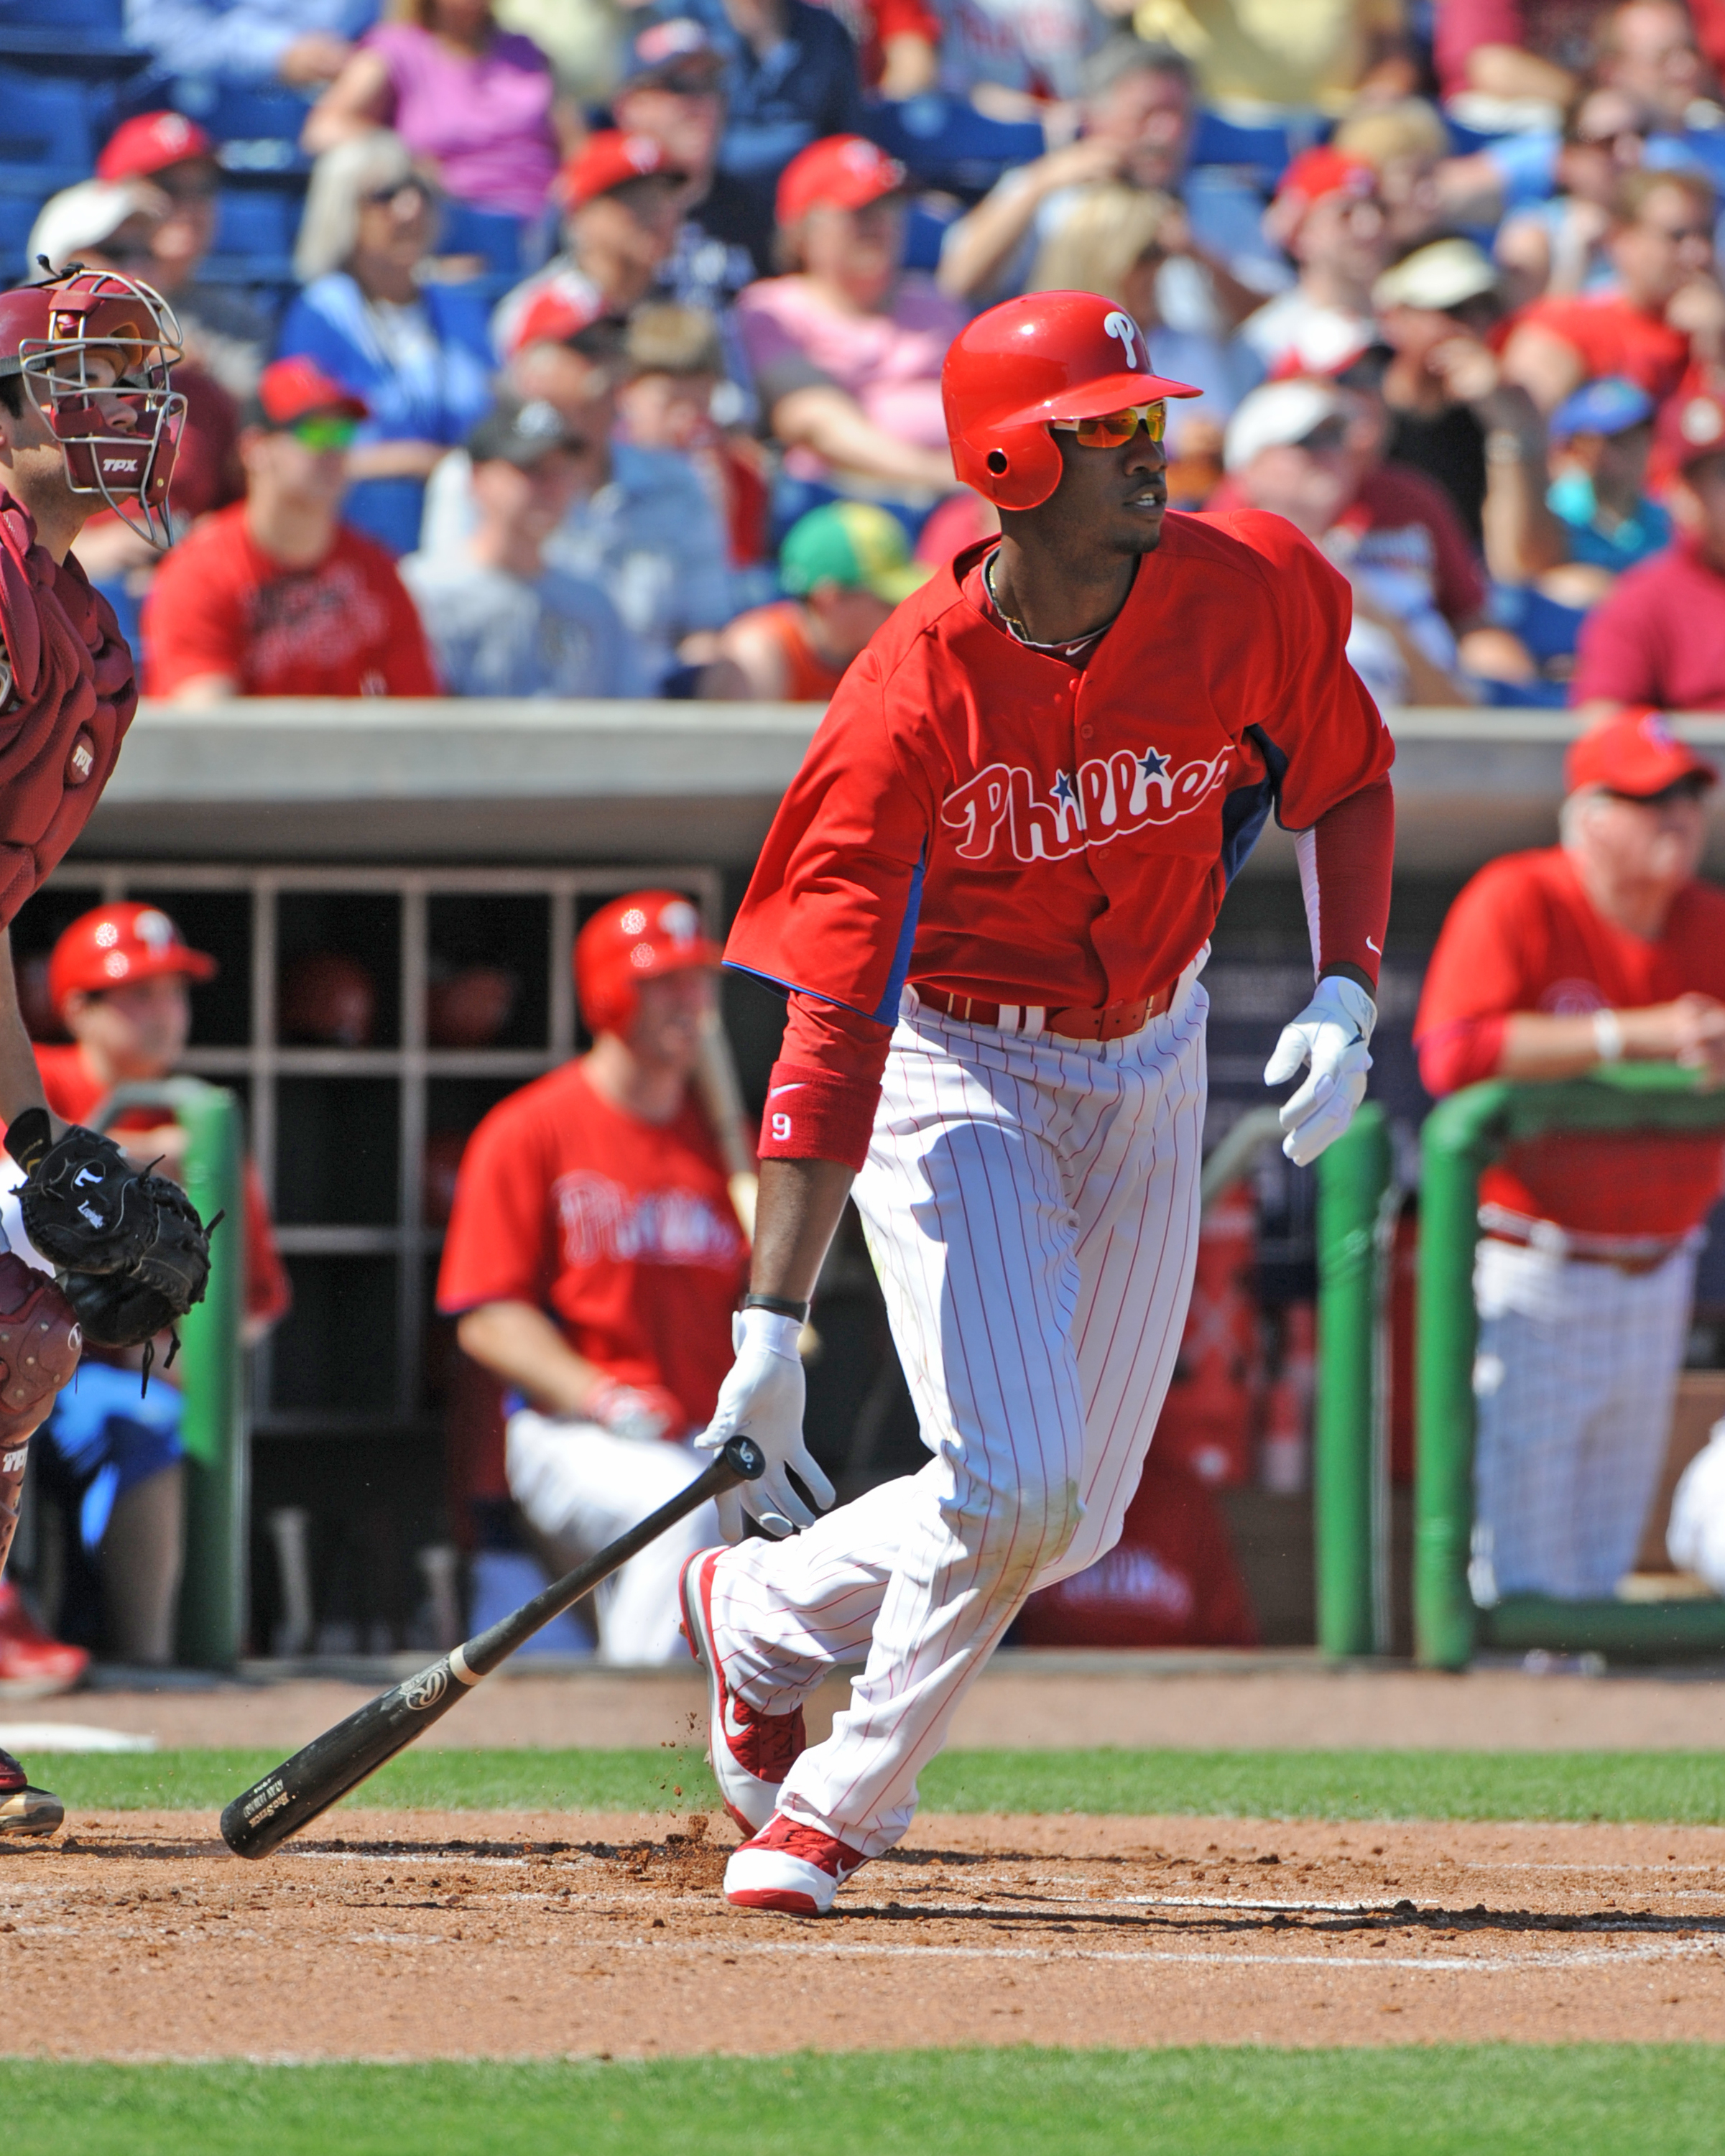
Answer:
[
  {"xmin": 1416, "ymin": 1014, "xmax": 1509, "ymax": 1098},
  {"xmin": 1300, "ymin": 776, "xmax": 1395, "ymax": 990},
  {"xmin": 759, "ymin": 993, "xmax": 892, "ymax": 1172}
]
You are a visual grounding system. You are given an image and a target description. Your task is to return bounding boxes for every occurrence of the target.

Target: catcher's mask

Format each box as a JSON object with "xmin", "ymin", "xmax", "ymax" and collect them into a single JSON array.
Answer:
[{"xmin": 0, "ymin": 261, "xmax": 186, "ymax": 550}]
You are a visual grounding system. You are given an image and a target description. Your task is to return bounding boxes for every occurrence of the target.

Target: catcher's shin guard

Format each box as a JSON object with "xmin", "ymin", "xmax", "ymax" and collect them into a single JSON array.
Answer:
[{"xmin": 0, "ymin": 1254, "xmax": 84, "ymax": 1585}]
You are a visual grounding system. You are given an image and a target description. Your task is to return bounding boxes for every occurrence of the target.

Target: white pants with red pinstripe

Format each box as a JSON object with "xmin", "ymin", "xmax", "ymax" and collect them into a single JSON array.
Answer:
[{"xmin": 706, "ymin": 962, "xmax": 1209, "ymax": 1859}]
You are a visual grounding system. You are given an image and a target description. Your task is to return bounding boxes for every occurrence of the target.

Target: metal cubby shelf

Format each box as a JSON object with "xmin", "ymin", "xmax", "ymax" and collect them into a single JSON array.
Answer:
[{"xmin": 28, "ymin": 861, "xmax": 724, "ymax": 1443}]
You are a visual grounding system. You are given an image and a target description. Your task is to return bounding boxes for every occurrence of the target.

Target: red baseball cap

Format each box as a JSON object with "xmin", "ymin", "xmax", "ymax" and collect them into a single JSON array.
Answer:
[
  {"xmin": 1565, "ymin": 707, "xmax": 1718, "ymax": 798},
  {"xmin": 1657, "ymin": 384, "xmax": 1725, "ymax": 474},
  {"xmin": 96, "ymin": 110, "xmax": 216, "ymax": 183},
  {"xmin": 509, "ymin": 282, "xmax": 605, "ymax": 352},
  {"xmin": 1274, "ymin": 145, "xmax": 1377, "ymax": 212},
  {"xmin": 777, "ymin": 134, "xmax": 905, "ymax": 226},
  {"xmin": 561, "ymin": 131, "xmax": 686, "ymax": 209},
  {"xmin": 49, "ymin": 902, "xmax": 217, "ymax": 1014},
  {"xmin": 575, "ymin": 889, "xmax": 720, "ymax": 1035},
  {"xmin": 255, "ymin": 354, "xmax": 369, "ymax": 426}
]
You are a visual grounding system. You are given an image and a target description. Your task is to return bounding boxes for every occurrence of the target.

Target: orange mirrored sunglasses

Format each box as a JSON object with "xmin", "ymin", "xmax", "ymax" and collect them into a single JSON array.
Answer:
[{"xmin": 1049, "ymin": 400, "xmax": 1167, "ymax": 449}]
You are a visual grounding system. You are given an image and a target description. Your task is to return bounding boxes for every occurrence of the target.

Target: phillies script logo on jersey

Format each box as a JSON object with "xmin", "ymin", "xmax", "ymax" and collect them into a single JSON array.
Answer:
[
  {"xmin": 940, "ymin": 742, "xmax": 1234, "ymax": 866},
  {"xmin": 554, "ymin": 1170, "xmax": 743, "ymax": 1271}
]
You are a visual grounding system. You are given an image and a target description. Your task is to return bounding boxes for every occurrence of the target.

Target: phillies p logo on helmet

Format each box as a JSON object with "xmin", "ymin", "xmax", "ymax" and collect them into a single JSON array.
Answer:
[{"xmin": 940, "ymin": 291, "xmax": 1201, "ymax": 512}]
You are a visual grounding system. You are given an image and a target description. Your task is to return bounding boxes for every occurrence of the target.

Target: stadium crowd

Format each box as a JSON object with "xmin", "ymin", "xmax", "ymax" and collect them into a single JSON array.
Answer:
[{"xmin": 15, "ymin": 0, "xmax": 1725, "ymax": 709}]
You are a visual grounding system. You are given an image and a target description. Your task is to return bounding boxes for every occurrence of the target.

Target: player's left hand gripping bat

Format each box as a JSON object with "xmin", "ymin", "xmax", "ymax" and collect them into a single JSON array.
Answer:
[{"xmin": 221, "ymin": 1435, "xmax": 764, "ymax": 1859}]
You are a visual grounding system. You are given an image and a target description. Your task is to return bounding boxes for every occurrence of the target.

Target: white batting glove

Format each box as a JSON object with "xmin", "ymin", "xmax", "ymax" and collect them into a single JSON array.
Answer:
[
  {"xmin": 1264, "ymin": 975, "xmax": 1377, "ymax": 1167},
  {"xmin": 696, "ymin": 1307, "xmax": 836, "ymax": 1539}
]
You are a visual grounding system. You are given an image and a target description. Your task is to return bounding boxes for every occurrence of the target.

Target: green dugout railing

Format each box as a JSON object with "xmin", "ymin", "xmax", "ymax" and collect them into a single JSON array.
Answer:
[
  {"xmin": 95, "ymin": 1078, "xmax": 246, "ymax": 1669},
  {"xmin": 1316, "ymin": 1067, "xmax": 1725, "ymax": 1668}
]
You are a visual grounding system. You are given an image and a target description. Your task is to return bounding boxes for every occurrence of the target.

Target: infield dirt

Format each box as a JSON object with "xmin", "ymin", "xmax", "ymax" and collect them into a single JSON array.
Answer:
[{"xmin": 4, "ymin": 1807, "xmax": 1724, "ymax": 2058}]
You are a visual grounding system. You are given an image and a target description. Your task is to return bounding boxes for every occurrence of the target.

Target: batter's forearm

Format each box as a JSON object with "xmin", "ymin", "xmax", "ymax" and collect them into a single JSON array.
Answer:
[
  {"xmin": 751, "ymin": 1158, "xmax": 855, "ymax": 1305},
  {"xmin": 0, "ymin": 933, "xmax": 48, "ymax": 1131},
  {"xmin": 455, "ymin": 1300, "xmax": 606, "ymax": 1418}
]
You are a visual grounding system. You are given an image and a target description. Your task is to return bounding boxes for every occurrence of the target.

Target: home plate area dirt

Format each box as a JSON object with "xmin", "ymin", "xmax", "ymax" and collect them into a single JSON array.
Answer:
[{"xmin": 4, "ymin": 1809, "xmax": 1725, "ymax": 2058}]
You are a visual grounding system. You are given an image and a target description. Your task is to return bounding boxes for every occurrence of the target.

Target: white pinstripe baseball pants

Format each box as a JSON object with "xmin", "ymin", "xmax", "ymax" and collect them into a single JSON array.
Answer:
[
  {"xmin": 1469, "ymin": 1235, "xmax": 1696, "ymax": 1604},
  {"xmin": 706, "ymin": 966, "xmax": 1209, "ymax": 1858}
]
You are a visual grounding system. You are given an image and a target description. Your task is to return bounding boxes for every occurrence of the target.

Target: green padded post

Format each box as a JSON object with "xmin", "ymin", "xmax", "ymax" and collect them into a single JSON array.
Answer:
[
  {"xmin": 97, "ymin": 1079, "xmax": 246, "ymax": 1669},
  {"xmin": 1314, "ymin": 1103, "xmax": 1392, "ymax": 1659},
  {"xmin": 1415, "ymin": 1065, "xmax": 1725, "ymax": 1670}
]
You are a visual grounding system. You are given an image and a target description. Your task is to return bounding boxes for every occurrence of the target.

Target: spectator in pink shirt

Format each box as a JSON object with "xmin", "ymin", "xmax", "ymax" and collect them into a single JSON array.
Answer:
[
  {"xmin": 736, "ymin": 135, "xmax": 959, "ymax": 524},
  {"xmin": 303, "ymin": 0, "xmax": 574, "ymax": 220}
]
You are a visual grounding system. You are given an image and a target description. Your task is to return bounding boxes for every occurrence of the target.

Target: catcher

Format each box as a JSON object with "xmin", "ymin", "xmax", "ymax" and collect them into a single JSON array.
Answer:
[{"xmin": 0, "ymin": 260, "xmax": 216, "ymax": 1841}]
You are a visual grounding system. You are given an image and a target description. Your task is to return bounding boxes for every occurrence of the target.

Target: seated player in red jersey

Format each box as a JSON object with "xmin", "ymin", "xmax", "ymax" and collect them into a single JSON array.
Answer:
[
  {"xmin": 1503, "ymin": 170, "xmax": 1724, "ymax": 418},
  {"xmin": 142, "ymin": 356, "xmax": 439, "ymax": 701},
  {"xmin": 1415, "ymin": 708, "xmax": 1725, "ymax": 1604},
  {"xmin": 438, "ymin": 892, "xmax": 750, "ymax": 1665},
  {"xmin": 23, "ymin": 903, "xmax": 289, "ymax": 1668}
]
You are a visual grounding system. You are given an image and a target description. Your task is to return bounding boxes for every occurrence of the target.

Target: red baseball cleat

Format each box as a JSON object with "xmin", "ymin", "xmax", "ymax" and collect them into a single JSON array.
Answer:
[
  {"xmin": 723, "ymin": 1812, "xmax": 868, "ymax": 1915},
  {"xmin": 0, "ymin": 1581, "xmax": 90, "ymax": 1698},
  {"xmin": 678, "ymin": 1547, "xmax": 806, "ymax": 1835},
  {"xmin": 0, "ymin": 1745, "xmax": 63, "ymax": 1840}
]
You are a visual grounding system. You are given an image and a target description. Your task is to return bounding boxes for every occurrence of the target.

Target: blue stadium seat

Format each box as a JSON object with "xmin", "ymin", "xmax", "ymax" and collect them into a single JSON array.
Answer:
[
  {"xmin": 172, "ymin": 78, "xmax": 313, "ymax": 173},
  {"xmin": 1188, "ymin": 110, "xmax": 1295, "ymax": 187},
  {"xmin": 0, "ymin": 184, "xmax": 50, "ymax": 282},
  {"xmin": 0, "ymin": 71, "xmax": 97, "ymax": 196},
  {"xmin": 861, "ymin": 95, "xmax": 1046, "ymax": 200},
  {"xmin": 437, "ymin": 201, "xmax": 527, "ymax": 279},
  {"xmin": 203, "ymin": 182, "xmax": 302, "ymax": 284},
  {"xmin": 0, "ymin": 0, "xmax": 137, "ymax": 73}
]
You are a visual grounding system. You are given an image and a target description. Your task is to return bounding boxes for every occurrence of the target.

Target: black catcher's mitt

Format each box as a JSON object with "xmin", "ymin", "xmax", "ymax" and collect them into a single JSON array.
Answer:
[{"xmin": 17, "ymin": 1126, "xmax": 216, "ymax": 1355}]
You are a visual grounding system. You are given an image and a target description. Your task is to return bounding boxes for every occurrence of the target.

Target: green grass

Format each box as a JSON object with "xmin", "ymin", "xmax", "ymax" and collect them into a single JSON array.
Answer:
[
  {"xmin": 39, "ymin": 1744, "xmax": 1725, "ymax": 1823},
  {"xmin": 6, "ymin": 2049, "xmax": 1725, "ymax": 2155}
]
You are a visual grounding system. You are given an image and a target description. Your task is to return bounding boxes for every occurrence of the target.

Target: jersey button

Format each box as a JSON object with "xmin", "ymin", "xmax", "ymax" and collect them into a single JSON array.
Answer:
[{"xmin": 1081, "ymin": 724, "xmax": 1094, "ymax": 739}]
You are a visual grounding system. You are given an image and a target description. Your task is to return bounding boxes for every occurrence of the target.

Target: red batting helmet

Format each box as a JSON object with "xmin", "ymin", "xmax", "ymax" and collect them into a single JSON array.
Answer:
[
  {"xmin": 48, "ymin": 900, "xmax": 216, "ymax": 1015},
  {"xmin": 576, "ymin": 889, "xmax": 721, "ymax": 1036},
  {"xmin": 940, "ymin": 290, "xmax": 1201, "ymax": 512},
  {"xmin": 0, "ymin": 264, "xmax": 185, "ymax": 550}
]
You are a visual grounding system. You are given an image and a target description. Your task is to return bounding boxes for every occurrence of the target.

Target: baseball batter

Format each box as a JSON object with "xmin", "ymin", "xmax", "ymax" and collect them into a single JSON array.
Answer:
[
  {"xmin": 0, "ymin": 263, "xmax": 193, "ymax": 1838},
  {"xmin": 677, "ymin": 291, "xmax": 1397, "ymax": 1914},
  {"xmin": 438, "ymin": 892, "xmax": 749, "ymax": 1662}
]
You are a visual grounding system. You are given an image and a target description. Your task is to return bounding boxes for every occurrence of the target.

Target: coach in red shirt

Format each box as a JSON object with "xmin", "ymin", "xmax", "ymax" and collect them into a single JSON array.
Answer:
[
  {"xmin": 438, "ymin": 892, "xmax": 749, "ymax": 1664},
  {"xmin": 1415, "ymin": 706, "xmax": 1725, "ymax": 1602},
  {"xmin": 142, "ymin": 356, "xmax": 439, "ymax": 701},
  {"xmin": 1571, "ymin": 384, "xmax": 1725, "ymax": 713}
]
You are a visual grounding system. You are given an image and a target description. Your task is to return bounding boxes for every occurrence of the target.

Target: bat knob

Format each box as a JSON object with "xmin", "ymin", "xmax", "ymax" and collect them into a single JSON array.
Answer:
[{"xmin": 723, "ymin": 1435, "xmax": 766, "ymax": 1480}]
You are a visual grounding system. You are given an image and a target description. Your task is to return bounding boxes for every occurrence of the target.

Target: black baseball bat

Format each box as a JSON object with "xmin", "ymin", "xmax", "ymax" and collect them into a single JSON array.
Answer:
[{"xmin": 221, "ymin": 1435, "xmax": 764, "ymax": 1859}]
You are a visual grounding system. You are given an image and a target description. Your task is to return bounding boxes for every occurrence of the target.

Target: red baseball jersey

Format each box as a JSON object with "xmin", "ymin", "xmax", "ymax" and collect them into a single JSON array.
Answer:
[
  {"xmin": 1414, "ymin": 846, "xmax": 1725, "ymax": 1237},
  {"xmin": 726, "ymin": 512, "xmax": 1395, "ymax": 1027},
  {"xmin": 436, "ymin": 1062, "xmax": 749, "ymax": 1435}
]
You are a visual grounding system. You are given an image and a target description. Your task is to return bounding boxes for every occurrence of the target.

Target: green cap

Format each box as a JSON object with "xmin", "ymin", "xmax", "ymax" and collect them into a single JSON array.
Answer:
[{"xmin": 780, "ymin": 501, "xmax": 932, "ymax": 605}]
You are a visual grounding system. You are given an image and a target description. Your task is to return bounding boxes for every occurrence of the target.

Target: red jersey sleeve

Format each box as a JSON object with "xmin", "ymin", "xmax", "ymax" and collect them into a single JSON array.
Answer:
[
  {"xmin": 1302, "ymin": 775, "xmax": 1395, "ymax": 989},
  {"xmin": 725, "ymin": 644, "xmax": 936, "ymax": 1021},
  {"xmin": 1412, "ymin": 856, "xmax": 1551, "ymax": 1094},
  {"xmin": 436, "ymin": 1103, "xmax": 555, "ymax": 1315}
]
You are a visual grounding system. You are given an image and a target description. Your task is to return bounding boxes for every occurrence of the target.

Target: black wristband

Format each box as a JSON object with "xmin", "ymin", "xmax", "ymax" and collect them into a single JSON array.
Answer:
[
  {"xmin": 4, "ymin": 1106, "xmax": 50, "ymax": 1174},
  {"xmin": 742, "ymin": 1292, "xmax": 811, "ymax": 1324}
]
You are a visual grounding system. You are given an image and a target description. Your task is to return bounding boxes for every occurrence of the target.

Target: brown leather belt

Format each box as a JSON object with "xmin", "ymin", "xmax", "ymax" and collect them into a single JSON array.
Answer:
[{"xmin": 915, "ymin": 982, "xmax": 1174, "ymax": 1042}]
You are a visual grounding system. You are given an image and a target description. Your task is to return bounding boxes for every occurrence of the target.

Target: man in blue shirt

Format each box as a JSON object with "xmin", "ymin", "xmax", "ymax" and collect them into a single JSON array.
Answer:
[
  {"xmin": 125, "ymin": 0, "xmax": 374, "ymax": 88},
  {"xmin": 658, "ymin": 0, "xmax": 864, "ymax": 272},
  {"xmin": 1547, "ymin": 376, "xmax": 1673, "ymax": 575}
]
